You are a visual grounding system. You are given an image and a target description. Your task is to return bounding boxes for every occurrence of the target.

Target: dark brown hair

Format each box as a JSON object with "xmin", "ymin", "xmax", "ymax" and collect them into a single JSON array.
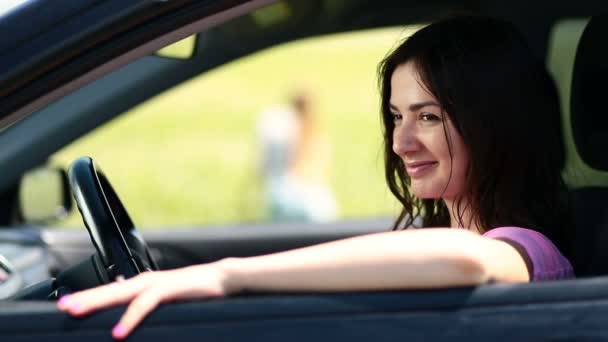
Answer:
[{"xmin": 378, "ymin": 16, "xmax": 570, "ymax": 252}]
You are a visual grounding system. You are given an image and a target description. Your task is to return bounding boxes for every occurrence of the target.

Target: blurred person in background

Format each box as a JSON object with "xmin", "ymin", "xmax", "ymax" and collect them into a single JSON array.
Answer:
[{"xmin": 256, "ymin": 89, "xmax": 337, "ymax": 222}]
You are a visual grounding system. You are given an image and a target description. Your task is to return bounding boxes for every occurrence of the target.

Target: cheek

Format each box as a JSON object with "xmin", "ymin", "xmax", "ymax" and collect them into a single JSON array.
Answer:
[
  {"xmin": 450, "ymin": 154, "xmax": 468, "ymax": 184},
  {"xmin": 445, "ymin": 137, "xmax": 470, "ymax": 190}
]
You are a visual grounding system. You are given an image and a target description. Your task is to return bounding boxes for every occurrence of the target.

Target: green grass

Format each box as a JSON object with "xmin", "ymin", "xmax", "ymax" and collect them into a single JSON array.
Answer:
[{"xmin": 51, "ymin": 27, "xmax": 416, "ymax": 228}]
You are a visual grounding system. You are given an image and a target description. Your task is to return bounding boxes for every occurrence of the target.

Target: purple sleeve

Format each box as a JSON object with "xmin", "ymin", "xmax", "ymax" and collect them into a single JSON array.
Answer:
[{"xmin": 483, "ymin": 227, "xmax": 574, "ymax": 281}]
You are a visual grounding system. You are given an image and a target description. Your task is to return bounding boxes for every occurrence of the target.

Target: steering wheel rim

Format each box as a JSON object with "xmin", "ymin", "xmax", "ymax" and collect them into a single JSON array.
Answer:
[{"xmin": 68, "ymin": 157, "xmax": 158, "ymax": 283}]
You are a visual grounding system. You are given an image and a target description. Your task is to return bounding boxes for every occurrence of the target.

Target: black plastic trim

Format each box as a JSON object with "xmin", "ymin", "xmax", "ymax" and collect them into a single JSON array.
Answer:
[
  {"xmin": 0, "ymin": 0, "xmax": 256, "ymax": 124},
  {"xmin": 3, "ymin": 276, "xmax": 608, "ymax": 341}
]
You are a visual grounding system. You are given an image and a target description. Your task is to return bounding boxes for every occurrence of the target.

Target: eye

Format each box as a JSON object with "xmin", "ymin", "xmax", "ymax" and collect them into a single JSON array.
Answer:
[
  {"xmin": 419, "ymin": 112, "xmax": 440, "ymax": 121},
  {"xmin": 391, "ymin": 112, "xmax": 402, "ymax": 123}
]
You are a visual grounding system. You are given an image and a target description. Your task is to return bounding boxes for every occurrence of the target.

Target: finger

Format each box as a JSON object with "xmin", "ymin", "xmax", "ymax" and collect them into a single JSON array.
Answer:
[
  {"xmin": 112, "ymin": 287, "xmax": 166, "ymax": 340},
  {"xmin": 57, "ymin": 274, "xmax": 150, "ymax": 316}
]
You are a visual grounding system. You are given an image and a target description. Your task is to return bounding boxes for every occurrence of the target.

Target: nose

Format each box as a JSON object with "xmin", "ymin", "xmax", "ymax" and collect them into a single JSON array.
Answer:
[{"xmin": 392, "ymin": 121, "xmax": 418, "ymax": 156}]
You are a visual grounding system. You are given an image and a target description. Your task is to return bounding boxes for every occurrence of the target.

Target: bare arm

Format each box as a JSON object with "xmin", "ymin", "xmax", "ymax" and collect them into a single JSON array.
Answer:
[
  {"xmin": 58, "ymin": 228, "xmax": 528, "ymax": 339},
  {"xmin": 221, "ymin": 228, "xmax": 529, "ymax": 294}
]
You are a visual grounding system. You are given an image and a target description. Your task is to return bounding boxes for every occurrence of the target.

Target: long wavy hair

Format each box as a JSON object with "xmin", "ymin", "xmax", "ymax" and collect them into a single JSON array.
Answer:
[{"xmin": 378, "ymin": 16, "xmax": 570, "ymax": 254}]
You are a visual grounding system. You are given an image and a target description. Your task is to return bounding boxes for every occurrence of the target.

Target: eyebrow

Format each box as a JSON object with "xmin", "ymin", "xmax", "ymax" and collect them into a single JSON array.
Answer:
[{"xmin": 389, "ymin": 101, "xmax": 440, "ymax": 112}]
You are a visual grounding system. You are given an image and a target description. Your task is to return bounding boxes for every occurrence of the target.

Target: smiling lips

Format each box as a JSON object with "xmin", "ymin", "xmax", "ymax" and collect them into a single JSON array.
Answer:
[{"xmin": 405, "ymin": 161, "xmax": 438, "ymax": 177}]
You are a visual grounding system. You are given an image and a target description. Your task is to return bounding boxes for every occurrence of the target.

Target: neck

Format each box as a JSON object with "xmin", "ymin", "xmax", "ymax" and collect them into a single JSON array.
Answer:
[{"xmin": 443, "ymin": 198, "xmax": 481, "ymax": 234}]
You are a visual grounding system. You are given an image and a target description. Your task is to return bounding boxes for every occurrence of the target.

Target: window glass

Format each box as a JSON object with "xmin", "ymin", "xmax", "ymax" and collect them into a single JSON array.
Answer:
[
  {"xmin": 156, "ymin": 35, "xmax": 197, "ymax": 59},
  {"xmin": 546, "ymin": 18, "xmax": 608, "ymax": 187},
  {"xmin": 51, "ymin": 27, "xmax": 419, "ymax": 228},
  {"xmin": 250, "ymin": 1, "xmax": 291, "ymax": 27}
]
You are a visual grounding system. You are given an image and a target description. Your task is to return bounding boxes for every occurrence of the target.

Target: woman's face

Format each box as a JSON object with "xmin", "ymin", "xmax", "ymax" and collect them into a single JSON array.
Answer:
[{"xmin": 390, "ymin": 62, "xmax": 469, "ymax": 200}]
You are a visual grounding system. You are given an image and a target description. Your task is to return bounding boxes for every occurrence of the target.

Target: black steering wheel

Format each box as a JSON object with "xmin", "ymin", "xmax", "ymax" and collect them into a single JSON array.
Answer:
[{"xmin": 66, "ymin": 157, "xmax": 158, "ymax": 286}]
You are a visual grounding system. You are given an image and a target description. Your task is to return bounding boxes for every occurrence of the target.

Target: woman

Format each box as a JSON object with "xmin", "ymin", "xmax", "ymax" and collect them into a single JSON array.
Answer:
[{"xmin": 57, "ymin": 16, "xmax": 574, "ymax": 340}]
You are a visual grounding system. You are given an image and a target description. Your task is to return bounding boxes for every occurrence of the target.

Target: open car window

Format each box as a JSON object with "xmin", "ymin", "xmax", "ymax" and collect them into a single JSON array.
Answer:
[{"xmin": 48, "ymin": 27, "xmax": 419, "ymax": 228}]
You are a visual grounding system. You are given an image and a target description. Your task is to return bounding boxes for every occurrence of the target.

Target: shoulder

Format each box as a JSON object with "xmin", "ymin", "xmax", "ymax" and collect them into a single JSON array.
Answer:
[{"xmin": 483, "ymin": 227, "xmax": 575, "ymax": 281}]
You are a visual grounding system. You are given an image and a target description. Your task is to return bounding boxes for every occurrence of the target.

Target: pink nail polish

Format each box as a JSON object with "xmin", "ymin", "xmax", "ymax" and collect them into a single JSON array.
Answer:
[
  {"xmin": 57, "ymin": 295, "xmax": 71, "ymax": 309},
  {"xmin": 112, "ymin": 323, "xmax": 127, "ymax": 339},
  {"xmin": 70, "ymin": 302, "xmax": 83, "ymax": 314}
]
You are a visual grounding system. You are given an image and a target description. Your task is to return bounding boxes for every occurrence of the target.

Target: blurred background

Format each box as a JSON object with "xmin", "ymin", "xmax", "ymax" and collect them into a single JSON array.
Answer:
[{"xmin": 49, "ymin": 26, "xmax": 417, "ymax": 228}]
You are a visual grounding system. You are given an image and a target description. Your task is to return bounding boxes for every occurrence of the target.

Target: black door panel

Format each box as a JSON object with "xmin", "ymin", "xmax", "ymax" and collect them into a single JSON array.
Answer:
[
  {"xmin": 42, "ymin": 218, "xmax": 392, "ymax": 270},
  {"xmin": 1, "ymin": 277, "xmax": 607, "ymax": 341}
]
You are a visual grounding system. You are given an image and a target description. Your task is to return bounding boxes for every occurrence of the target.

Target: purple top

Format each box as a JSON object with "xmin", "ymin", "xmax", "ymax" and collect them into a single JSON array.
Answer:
[{"xmin": 483, "ymin": 227, "xmax": 574, "ymax": 281}]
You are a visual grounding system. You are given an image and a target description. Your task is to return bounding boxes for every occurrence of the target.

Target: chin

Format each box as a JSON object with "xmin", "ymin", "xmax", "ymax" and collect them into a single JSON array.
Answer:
[
  {"xmin": 410, "ymin": 188, "xmax": 442, "ymax": 199},
  {"xmin": 410, "ymin": 177, "xmax": 461, "ymax": 200}
]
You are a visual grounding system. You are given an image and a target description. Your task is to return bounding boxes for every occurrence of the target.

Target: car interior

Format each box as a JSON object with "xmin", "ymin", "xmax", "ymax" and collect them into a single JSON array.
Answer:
[
  {"xmin": 1, "ymin": 0, "xmax": 608, "ymax": 341},
  {"xmin": 568, "ymin": 15, "xmax": 608, "ymax": 278}
]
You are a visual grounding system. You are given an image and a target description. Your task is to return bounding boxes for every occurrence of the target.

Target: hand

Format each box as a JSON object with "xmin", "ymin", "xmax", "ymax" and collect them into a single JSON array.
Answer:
[{"xmin": 56, "ymin": 263, "xmax": 235, "ymax": 340}]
